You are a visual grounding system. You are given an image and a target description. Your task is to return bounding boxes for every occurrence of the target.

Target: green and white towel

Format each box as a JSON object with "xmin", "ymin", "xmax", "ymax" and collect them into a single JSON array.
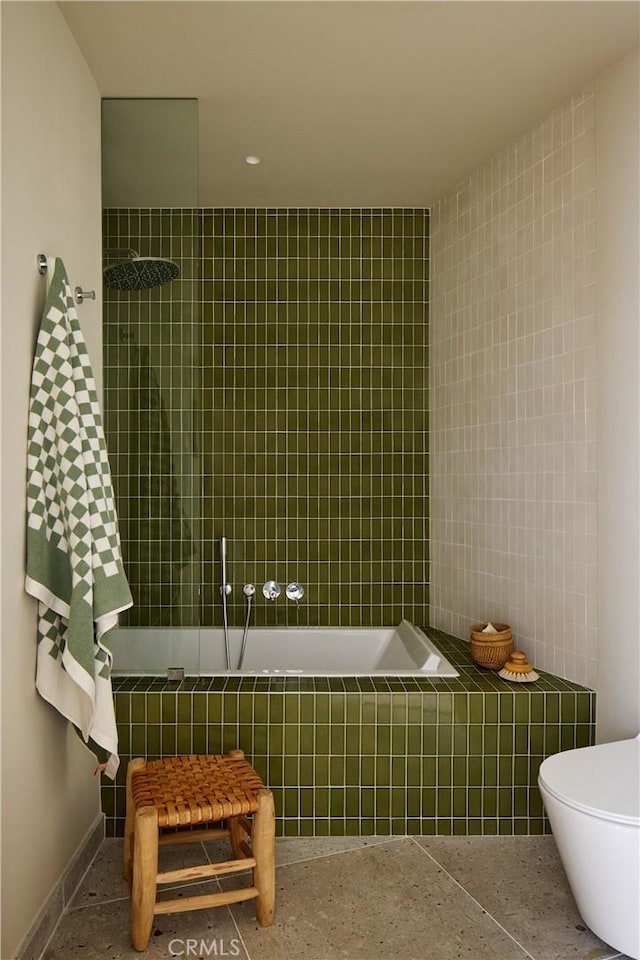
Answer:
[{"xmin": 25, "ymin": 258, "xmax": 132, "ymax": 779}]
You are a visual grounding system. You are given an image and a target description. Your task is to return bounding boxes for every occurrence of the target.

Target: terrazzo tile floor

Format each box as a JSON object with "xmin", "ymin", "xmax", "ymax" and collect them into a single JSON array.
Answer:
[{"xmin": 43, "ymin": 836, "xmax": 632, "ymax": 960}]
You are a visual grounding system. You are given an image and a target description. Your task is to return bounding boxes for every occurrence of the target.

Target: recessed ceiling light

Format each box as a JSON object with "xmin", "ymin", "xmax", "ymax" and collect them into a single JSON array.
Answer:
[{"xmin": 245, "ymin": 155, "xmax": 262, "ymax": 165}]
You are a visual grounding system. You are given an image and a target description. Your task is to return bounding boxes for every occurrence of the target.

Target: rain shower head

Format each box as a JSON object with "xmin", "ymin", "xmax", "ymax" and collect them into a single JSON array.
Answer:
[{"xmin": 103, "ymin": 249, "xmax": 179, "ymax": 291}]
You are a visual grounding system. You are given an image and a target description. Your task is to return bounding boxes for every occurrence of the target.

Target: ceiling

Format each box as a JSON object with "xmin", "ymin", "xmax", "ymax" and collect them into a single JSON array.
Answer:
[{"xmin": 59, "ymin": 1, "xmax": 640, "ymax": 207}]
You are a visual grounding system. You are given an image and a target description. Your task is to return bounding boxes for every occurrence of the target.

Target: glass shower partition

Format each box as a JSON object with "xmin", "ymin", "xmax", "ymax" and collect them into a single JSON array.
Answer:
[{"xmin": 101, "ymin": 99, "xmax": 203, "ymax": 676}]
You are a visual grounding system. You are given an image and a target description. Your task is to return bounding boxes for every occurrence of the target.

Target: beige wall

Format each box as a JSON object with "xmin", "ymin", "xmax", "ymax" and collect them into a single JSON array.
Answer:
[
  {"xmin": 595, "ymin": 49, "xmax": 640, "ymax": 743},
  {"xmin": 430, "ymin": 85, "xmax": 599, "ymax": 688},
  {"xmin": 0, "ymin": 3, "xmax": 103, "ymax": 956},
  {"xmin": 430, "ymin": 48, "xmax": 640, "ymax": 739}
]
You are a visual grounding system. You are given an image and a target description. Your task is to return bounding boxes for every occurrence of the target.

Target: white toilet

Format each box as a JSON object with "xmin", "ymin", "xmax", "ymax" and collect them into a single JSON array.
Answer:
[{"xmin": 538, "ymin": 735, "xmax": 640, "ymax": 960}]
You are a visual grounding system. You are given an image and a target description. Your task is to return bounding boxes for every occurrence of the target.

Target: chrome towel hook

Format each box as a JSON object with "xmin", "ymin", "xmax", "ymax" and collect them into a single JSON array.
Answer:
[
  {"xmin": 74, "ymin": 286, "xmax": 96, "ymax": 304},
  {"xmin": 37, "ymin": 255, "xmax": 95, "ymax": 305}
]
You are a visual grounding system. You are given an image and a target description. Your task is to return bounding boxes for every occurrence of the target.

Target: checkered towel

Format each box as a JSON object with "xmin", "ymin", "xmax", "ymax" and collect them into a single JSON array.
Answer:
[{"xmin": 25, "ymin": 258, "xmax": 132, "ymax": 779}]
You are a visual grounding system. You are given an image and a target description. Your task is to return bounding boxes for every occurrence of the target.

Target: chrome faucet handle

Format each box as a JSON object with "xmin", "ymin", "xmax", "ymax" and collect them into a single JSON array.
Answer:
[
  {"xmin": 286, "ymin": 582, "xmax": 305, "ymax": 601},
  {"xmin": 262, "ymin": 581, "xmax": 281, "ymax": 601}
]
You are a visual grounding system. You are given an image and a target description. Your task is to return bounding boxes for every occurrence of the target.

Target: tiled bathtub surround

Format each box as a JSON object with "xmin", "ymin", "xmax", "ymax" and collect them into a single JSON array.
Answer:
[
  {"xmin": 103, "ymin": 208, "xmax": 429, "ymax": 631},
  {"xmin": 202, "ymin": 208, "xmax": 429, "ymax": 628},
  {"xmin": 102, "ymin": 631, "xmax": 594, "ymax": 838},
  {"xmin": 430, "ymin": 89, "xmax": 598, "ymax": 686}
]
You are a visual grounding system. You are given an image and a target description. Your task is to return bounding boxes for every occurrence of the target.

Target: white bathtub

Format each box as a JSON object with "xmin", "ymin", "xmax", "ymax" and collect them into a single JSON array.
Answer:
[{"xmin": 108, "ymin": 619, "xmax": 459, "ymax": 678}]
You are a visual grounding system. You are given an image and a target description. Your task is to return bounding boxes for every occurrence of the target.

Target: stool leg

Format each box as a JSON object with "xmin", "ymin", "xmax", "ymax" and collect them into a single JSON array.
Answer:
[
  {"xmin": 131, "ymin": 805, "xmax": 158, "ymax": 951},
  {"xmin": 252, "ymin": 789, "xmax": 275, "ymax": 926},
  {"xmin": 124, "ymin": 759, "xmax": 147, "ymax": 884},
  {"xmin": 229, "ymin": 816, "xmax": 243, "ymax": 858}
]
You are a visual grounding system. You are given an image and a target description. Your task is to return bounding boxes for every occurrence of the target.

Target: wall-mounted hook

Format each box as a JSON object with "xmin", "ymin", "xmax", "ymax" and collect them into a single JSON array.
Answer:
[{"xmin": 75, "ymin": 286, "xmax": 96, "ymax": 304}]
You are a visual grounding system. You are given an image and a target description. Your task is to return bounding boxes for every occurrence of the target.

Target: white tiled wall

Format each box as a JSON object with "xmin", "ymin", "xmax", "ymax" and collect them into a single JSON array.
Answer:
[{"xmin": 430, "ymin": 88, "xmax": 598, "ymax": 687}]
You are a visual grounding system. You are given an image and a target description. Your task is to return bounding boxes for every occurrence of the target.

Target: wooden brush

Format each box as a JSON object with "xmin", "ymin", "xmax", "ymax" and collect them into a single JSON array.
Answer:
[{"xmin": 498, "ymin": 650, "xmax": 539, "ymax": 683}]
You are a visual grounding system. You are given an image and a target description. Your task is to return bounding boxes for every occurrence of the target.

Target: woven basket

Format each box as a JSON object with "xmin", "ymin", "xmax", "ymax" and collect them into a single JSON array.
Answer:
[{"xmin": 469, "ymin": 622, "xmax": 514, "ymax": 669}]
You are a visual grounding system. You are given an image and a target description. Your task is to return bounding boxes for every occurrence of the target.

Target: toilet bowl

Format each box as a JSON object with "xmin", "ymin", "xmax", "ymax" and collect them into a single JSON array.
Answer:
[{"xmin": 538, "ymin": 735, "xmax": 640, "ymax": 960}]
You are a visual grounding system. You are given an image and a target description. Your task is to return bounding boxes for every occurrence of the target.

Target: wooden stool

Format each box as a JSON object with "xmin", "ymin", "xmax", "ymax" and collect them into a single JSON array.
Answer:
[{"xmin": 123, "ymin": 750, "xmax": 275, "ymax": 952}]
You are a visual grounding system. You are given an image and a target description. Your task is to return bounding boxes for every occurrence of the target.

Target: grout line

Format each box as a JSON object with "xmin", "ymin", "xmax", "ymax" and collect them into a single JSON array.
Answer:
[
  {"xmin": 69, "ymin": 840, "xmax": 254, "ymax": 959},
  {"xmin": 202, "ymin": 834, "xmax": 253, "ymax": 960},
  {"xmin": 271, "ymin": 835, "xmax": 405, "ymax": 870},
  {"xmin": 409, "ymin": 838, "xmax": 626, "ymax": 960},
  {"xmin": 408, "ymin": 837, "xmax": 537, "ymax": 960},
  {"xmin": 226, "ymin": 902, "xmax": 253, "ymax": 960},
  {"xmin": 202, "ymin": 841, "xmax": 253, "ymax": 960},
  {"xmin": 67, "ymin": 874, "xmax": 228, "ymax": 914},
  {"xmin": 67, "ymin": 842, "xmax": 227, "ymax": 914},
  {"xmin": 67, "ymin": 892, "xmax": 130, "ymax": 913}
]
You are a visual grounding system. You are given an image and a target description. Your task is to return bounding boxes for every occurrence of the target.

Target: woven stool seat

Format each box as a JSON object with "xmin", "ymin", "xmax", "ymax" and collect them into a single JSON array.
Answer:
[
  {"xmin": 131, "ymin": 754, "xmax": 268, "ymax": 827},
  {"xmin": 124, "ymin": 750, "xmax": 275, "ymax": 952}
]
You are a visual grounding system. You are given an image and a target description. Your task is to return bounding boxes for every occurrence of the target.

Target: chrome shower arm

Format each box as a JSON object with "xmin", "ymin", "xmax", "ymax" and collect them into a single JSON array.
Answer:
[{"xmin": 104, "ymin": 247, "xmax": 138, "ymax": 260}]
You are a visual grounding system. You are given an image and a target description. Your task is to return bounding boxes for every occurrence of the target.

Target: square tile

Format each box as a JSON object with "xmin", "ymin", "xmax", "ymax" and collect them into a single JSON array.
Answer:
[{"xmin": 415, "ymin": 836, "xmax": 619, "ymax": 960}]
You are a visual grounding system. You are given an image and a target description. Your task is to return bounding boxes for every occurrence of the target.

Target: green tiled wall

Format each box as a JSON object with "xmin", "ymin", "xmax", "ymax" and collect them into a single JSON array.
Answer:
[
  {"xmin": 201, "ymin": 209, "xmax": 429, "ymax": 629},
  {"xmin": 104, "ymin": 208, "xmax": 429, "ymax": 630},
  {"xmin": 103, "ymin": 631, "xmax": 595, "ymax": 837}
]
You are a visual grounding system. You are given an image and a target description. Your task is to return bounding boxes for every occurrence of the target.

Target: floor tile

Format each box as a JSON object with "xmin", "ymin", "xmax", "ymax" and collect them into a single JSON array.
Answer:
[
  {"xmin": 204, "ymin": 834, "xmax": 399, "ymax": 870},
  {"xmin": 414, "ymin": 837, "xmax": 620, "ymax": 960},
  {"xmin": 271, "ymin": 835, "xmax": 399, "ymax": 866},
  {"xmin": 226, "ymin": 838, "xmax": 530, "ymax": 960},
  {"xmin": 47, "ymin": 835, "xmax": 633, "ymax": 960},
  {"xmin": 44, "ymin": 884, "xmax": 248, "ymax": 960},
  {"xmin": 69, "ymin": 838, "xmax": 212, "ymax": 910},
  {"xmin": 67, "ymin": 839, "xmax": 128, "ymax": 910}
]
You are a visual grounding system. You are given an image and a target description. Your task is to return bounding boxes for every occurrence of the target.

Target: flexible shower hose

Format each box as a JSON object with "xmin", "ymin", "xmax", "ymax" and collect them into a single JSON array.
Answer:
[
  {"xmin": 222, "ymin": 589, "xmax": 231, "ymax": 671},
  {"xmin": 238, "ymin": 591, "xmax": 254, "ymax": 669}
]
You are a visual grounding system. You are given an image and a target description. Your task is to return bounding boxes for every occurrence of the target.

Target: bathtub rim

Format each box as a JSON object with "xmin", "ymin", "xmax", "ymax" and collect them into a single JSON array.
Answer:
[{"xmin": 108, "ymin": 620, "xmax": 460, "ymax": 678}]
